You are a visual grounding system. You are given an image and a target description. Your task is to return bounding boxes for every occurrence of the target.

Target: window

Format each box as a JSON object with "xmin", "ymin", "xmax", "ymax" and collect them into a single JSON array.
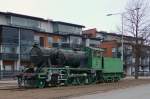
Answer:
[
  {"xmin": 58, "ymin": 24, "xmax": 82, "ymax": 34},
  {"xmin": 93, "ymin": 50, "xmax": 101, "ymax": 57},
  {"xmin": 11, "ymin": 16, "xmax": 40, "ymax": 29},
  {"xmin": 4, "ymin": 65, "xmax": 13, "ymax": 71},
  {"xmin": 2, "ymin": 45, "xmax": 17, "ymax": 53},
  {"xmin": 112, "ymin": 48, "xmax": 117, "ymax": 58},
  {"xmin": 112, "ymin": 48, "xmax": 116, "ymax": 52},
  {"xmin": 40, "ymin": 37, "xmax": 44, "ymax": 47},
  {"xmin": 34, "ymin": 35, "xmax": 45, "ymax": 47},
  {"xmin": 34, "ymin": 35, "xmax": 40, "ymax": 44},
  {"xmin": 20, "ymin": 29, "xmax": 34, "ymax": 45},
  {"xmin": 89, "ymin": 39, "xmax": 100, "ymax": 47},
  {"xmin": 2, "ymin": 26, "xmax": 19, "ymax": 44},
  {"xmin": 48, "ymin": 37, "xmax": 53, "ymax": 45},
  {"xmin": 61, "ymin": 37, "xmax": 68, "ymax": 43},
  {"xmin": 70, "ymin": 36, "xmax": 82, "ymax": 45}
]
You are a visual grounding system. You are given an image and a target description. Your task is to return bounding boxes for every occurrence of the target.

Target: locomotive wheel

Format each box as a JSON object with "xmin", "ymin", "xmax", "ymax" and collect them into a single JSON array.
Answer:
[
  {"xmin": 36, "ymin": 79, "xmax": 46, "ymax": 88},
  {"xmin": 17, "ymin": 77, "xmax": 23, "ymax": 88},
  {"xmin": 50, "ymin": 74, "xmax": 59, "ymax": 87},
  {"xmin": 67, "ymin": 77, "xmax": 82, "ymax": 85},
  {"xmin": 78, "ymin": 77, "xmax": 86, "ymax": 85},
  {"xmin": 65, "ymin": 78, "xmax": 73, "ymax": 86},
  {"xmin": 86, "ymin": 76, "xmax": 96, "ymax": 84},
  {"xmin": 114, "ymin": 77, "xmax": 119, "ymax": 82}
]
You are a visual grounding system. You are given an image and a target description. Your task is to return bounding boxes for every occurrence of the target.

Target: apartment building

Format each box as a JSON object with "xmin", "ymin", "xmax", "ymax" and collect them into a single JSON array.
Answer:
[
  {"xmin": 0, "ymin": 12, "xmax": 101, "ymax": 74},
  {"xmin": 84, "ymin": 28, "xmax": 150, "ymax": 76}
]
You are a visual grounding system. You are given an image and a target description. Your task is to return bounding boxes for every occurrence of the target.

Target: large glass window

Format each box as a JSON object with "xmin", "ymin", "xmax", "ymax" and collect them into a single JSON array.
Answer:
[
  {"xmin": 34, "ymin": 35, "xmax": 45, "ymax": 47},
  {"xmin": 1, "ymin": 26, "xmax": 34, "ymax": 61},
  {"xmin": 4, "ymin": 65, "xmax": 13, "ymax": 71},
  {"xmin": 70, "ymin": 37, "xmax": 81, "ymax": 44},
  {"xmin": 20, "ymin": 29, "xmax": 34, "ymax": 61},
  {"xmin": 11, "ymin": 16, "xmax": 40, "ymax": 29},
  {"xmin": 58, "ymin": 24, "xmax": 82, "ymax": 34},
  {"xmin": 89, "ymin": 39, "xmax": 100, "ymax": 47},
  {"xmin": 20, "ymin": 29, "xmax": 34, "ymax": 55},
  {"xmin": 34, "ymin": 35, "xmax": 40, "ymax": 44},
  {"xmin": 2, "ymin": 26, "xmax": 19, "ymax": 44},
  {"xmin": 2, "ymin": 45, "xmax": 17, "ymax": 53},
  {"xmin": 61, "ymin": 37, "xmax": 68, "ymax": 43},
  {"xmin": 112, "ymin": 48, "xmax": 117, "ymax": 58},
  {"xmin": 48, "ymin": 36, "xmax": 53, "ymax": 45},
  {"xmin": 39, "ymin": 37, "xmax": 44, "ymax": 47},
  {"xmin": 20, "ymin": 29, "xmax": 34, "ymax": 45}
]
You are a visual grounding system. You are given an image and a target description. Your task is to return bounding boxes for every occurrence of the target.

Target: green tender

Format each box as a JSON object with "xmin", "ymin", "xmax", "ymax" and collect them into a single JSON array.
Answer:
[{"xmin": 103, "ymin": 57, "xmax": 123, "ymax": 73}]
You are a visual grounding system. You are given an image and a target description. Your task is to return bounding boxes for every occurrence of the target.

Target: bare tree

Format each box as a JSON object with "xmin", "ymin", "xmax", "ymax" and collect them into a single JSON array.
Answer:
[{"xmin": 124, "ymin": 0, "xmax": 150, "ymax": 79}]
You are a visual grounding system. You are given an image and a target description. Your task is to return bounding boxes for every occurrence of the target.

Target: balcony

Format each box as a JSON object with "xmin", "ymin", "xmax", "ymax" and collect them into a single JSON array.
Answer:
[
  {"xmin": 51, "ymin": 43, "xmax": 83, "ymax": 49},
  {"xmin": 60, "ymin": 43, "xmax": 70, "ymax": 48},
  {"xmin": 89, "ymin": 44, "xmax": 99, "ymax": 48},
  {"xmin": 124, "ymin": 50, "xmax": 132, "ymax": 56},
  {"xmin": 0, "ymin": 53, "xmax": 31, "ymax": 61},
  {"xmin": 20, "ymin": 54, "xmax": 30, "ymax": 61},
  {"xmin": 0, "ymin": 53, "xmax": 18, "ymax": 61}
]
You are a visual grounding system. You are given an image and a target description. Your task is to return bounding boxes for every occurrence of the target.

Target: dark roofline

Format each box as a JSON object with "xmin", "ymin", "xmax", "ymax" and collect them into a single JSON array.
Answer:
[
  {"xmin": 0, "ymin": 25, "xmax": 83, "ymax": 37},
  {"xmin": 89, "ymin": 37, "xmax": 102, "ymax": 41},
  {"xmin": 0, "ymin": 11, "xmax": 50, "ymax": 22},
  {"xmin": 0, "ymin": 24, "xmax": 37, "ymax": 31},
  {"xmin": 52, "ymin": 21, "xmax": 85, "ymax": 28},
  {"xmin": 97, "ymin": 31, "xmax": 137, "ymax": 39},
  {"xmin": 0, "ymin": 11, "xmax": 85, "ymax": 27},
  {"xmin": 67, "ymin": 33, "xmax": 82, "ymax": 37},
  {"xmin": 0, "ymin": 24, "xmax": 64, "ymax": 36}
]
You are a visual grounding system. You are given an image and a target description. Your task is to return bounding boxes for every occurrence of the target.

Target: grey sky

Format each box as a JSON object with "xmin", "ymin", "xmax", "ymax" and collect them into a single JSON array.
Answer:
[{"xmin": 0, "ymin": 0, "xmax": 128, "ymax": 32}]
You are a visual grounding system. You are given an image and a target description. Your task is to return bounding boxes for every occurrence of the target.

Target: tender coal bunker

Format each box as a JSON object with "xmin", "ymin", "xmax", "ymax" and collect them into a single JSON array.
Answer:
[{"xmin": 30, "ymin": 45, "xmax": 88, "ymax": 68}]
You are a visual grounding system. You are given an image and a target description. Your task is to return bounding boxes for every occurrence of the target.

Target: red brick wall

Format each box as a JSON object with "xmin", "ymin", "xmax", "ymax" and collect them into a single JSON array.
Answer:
[
  {"xmin": 100, "ymin": 40, "xmax": 118, "ymax": 57},
  {"xmin": 83, "ymin": 28, "xmax": 97, "ymax": 38}
]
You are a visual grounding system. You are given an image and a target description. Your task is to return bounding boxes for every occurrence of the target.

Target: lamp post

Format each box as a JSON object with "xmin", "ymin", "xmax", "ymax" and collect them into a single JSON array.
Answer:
[
  {"xmin": 17, "ymin": 28, "xmax": 21, "ymax": 71},
  {"xmin": 106, "ymin": 8, "xmax": 140, "ymax": 61},
  {"xmin": 106, "ymin": 13, "xmax": 124, "ymax": 61}
]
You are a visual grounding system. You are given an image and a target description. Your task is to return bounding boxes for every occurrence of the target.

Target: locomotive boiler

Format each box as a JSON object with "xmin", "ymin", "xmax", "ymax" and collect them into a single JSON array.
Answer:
[{"xmin": 30, "ymin": 45, "xmax": 88, "ymax": 68}]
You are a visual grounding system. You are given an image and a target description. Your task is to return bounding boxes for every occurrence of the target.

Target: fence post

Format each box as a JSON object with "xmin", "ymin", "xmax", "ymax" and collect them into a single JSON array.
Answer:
[{"xmin": 0, "ymin": 66, "xmax": 3, "ymax": 80}]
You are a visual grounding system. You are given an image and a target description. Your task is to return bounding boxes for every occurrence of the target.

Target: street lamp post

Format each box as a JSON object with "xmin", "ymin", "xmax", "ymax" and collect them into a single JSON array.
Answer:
[
  {"xmin": 121, "ymin": 13, "xmax": 124, "ymax": 61},
  {"xmin": 107, "ymin": 8, "xmax": 140, "ymax": 61},
  {"xmin": 107, "ymin": 13, "xmax": 124, "ymax": 61}
]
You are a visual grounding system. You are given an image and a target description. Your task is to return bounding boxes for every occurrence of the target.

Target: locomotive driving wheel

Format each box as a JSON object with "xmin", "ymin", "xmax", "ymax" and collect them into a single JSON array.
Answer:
[
  {"xmin": 17, "ymin": 77, "xmax": 23, "ymax": 88},
  {"xmin": 36, "ymin": 79, "xmax": 46, "ymax": 88},
  {"xmin": 78, "ymin": 76, "xmax": 86, "ymax": 85}
]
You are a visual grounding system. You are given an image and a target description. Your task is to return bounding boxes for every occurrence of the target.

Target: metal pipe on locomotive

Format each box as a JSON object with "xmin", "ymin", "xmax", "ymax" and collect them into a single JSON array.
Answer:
[{"xmin": 17, "ymin": 44, "xmax": 123, "ymax": 88}]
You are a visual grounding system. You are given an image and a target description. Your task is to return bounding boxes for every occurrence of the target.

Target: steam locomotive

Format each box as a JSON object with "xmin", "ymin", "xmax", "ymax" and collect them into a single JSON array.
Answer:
[{"xmin": 17, "ymin": 44, "xmax": 123, "ymax": 88}]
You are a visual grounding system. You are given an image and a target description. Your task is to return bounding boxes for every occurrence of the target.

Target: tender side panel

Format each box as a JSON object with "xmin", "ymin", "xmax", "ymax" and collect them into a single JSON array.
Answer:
[
  {"xmin": 103, "ymin": 57, "xmax": 123, "ymax": 73},
  {"xmin": 92, "ymin": 57, "xmax": 102, "ymax": 69}
]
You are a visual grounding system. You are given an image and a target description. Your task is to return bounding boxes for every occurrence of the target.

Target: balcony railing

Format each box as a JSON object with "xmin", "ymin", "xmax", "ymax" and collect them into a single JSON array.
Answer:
[
  {"xmin": 0, "ymin": 53, "xmax": 31, "ymax": 61},
  {"xmin": 20, "ymin": 54, "xmax": 30, "ymax": 61},
  {"xmin": 51, "ymin": 43, "xmax": 83, "ymax": 49},
  {"xmin": 0, "ymin": 53, "xmax": 18, "ymax": 61}
]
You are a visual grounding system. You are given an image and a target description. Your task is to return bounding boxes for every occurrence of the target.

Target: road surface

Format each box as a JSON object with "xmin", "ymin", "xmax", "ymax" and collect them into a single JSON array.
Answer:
[
  {"xmin": 70, "ymin": 84, "xmax": 150, "ymax": 99},
  {"xmin": 0, "ymin": 78, "xmax": 150, "ymax": 99}
]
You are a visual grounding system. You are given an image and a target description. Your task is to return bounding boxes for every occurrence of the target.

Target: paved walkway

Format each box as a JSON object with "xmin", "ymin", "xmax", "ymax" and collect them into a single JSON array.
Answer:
[
  {"xmin": 0, "ymin": 80, "xmax": 17, "ymax": 83},
  {"xmin": 70, "ymin": 84, "xmax": 150, "ymax": 99},
  {"xmin": 0, "ymin": 80, "xmax": 17, "ymax": 88}
]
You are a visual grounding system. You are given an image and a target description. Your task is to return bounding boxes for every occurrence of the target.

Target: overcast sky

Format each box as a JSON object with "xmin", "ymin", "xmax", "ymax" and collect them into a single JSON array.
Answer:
[{"xmin": 0, "ymin": 0, "xmax": 128, "ymax": 32}]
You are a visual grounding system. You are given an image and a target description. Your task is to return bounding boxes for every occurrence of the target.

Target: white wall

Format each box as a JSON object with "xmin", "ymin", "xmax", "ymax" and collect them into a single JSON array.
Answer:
[{"xmin": 40, "ymin": 21, "xmax": 53, "ymax": 33}]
